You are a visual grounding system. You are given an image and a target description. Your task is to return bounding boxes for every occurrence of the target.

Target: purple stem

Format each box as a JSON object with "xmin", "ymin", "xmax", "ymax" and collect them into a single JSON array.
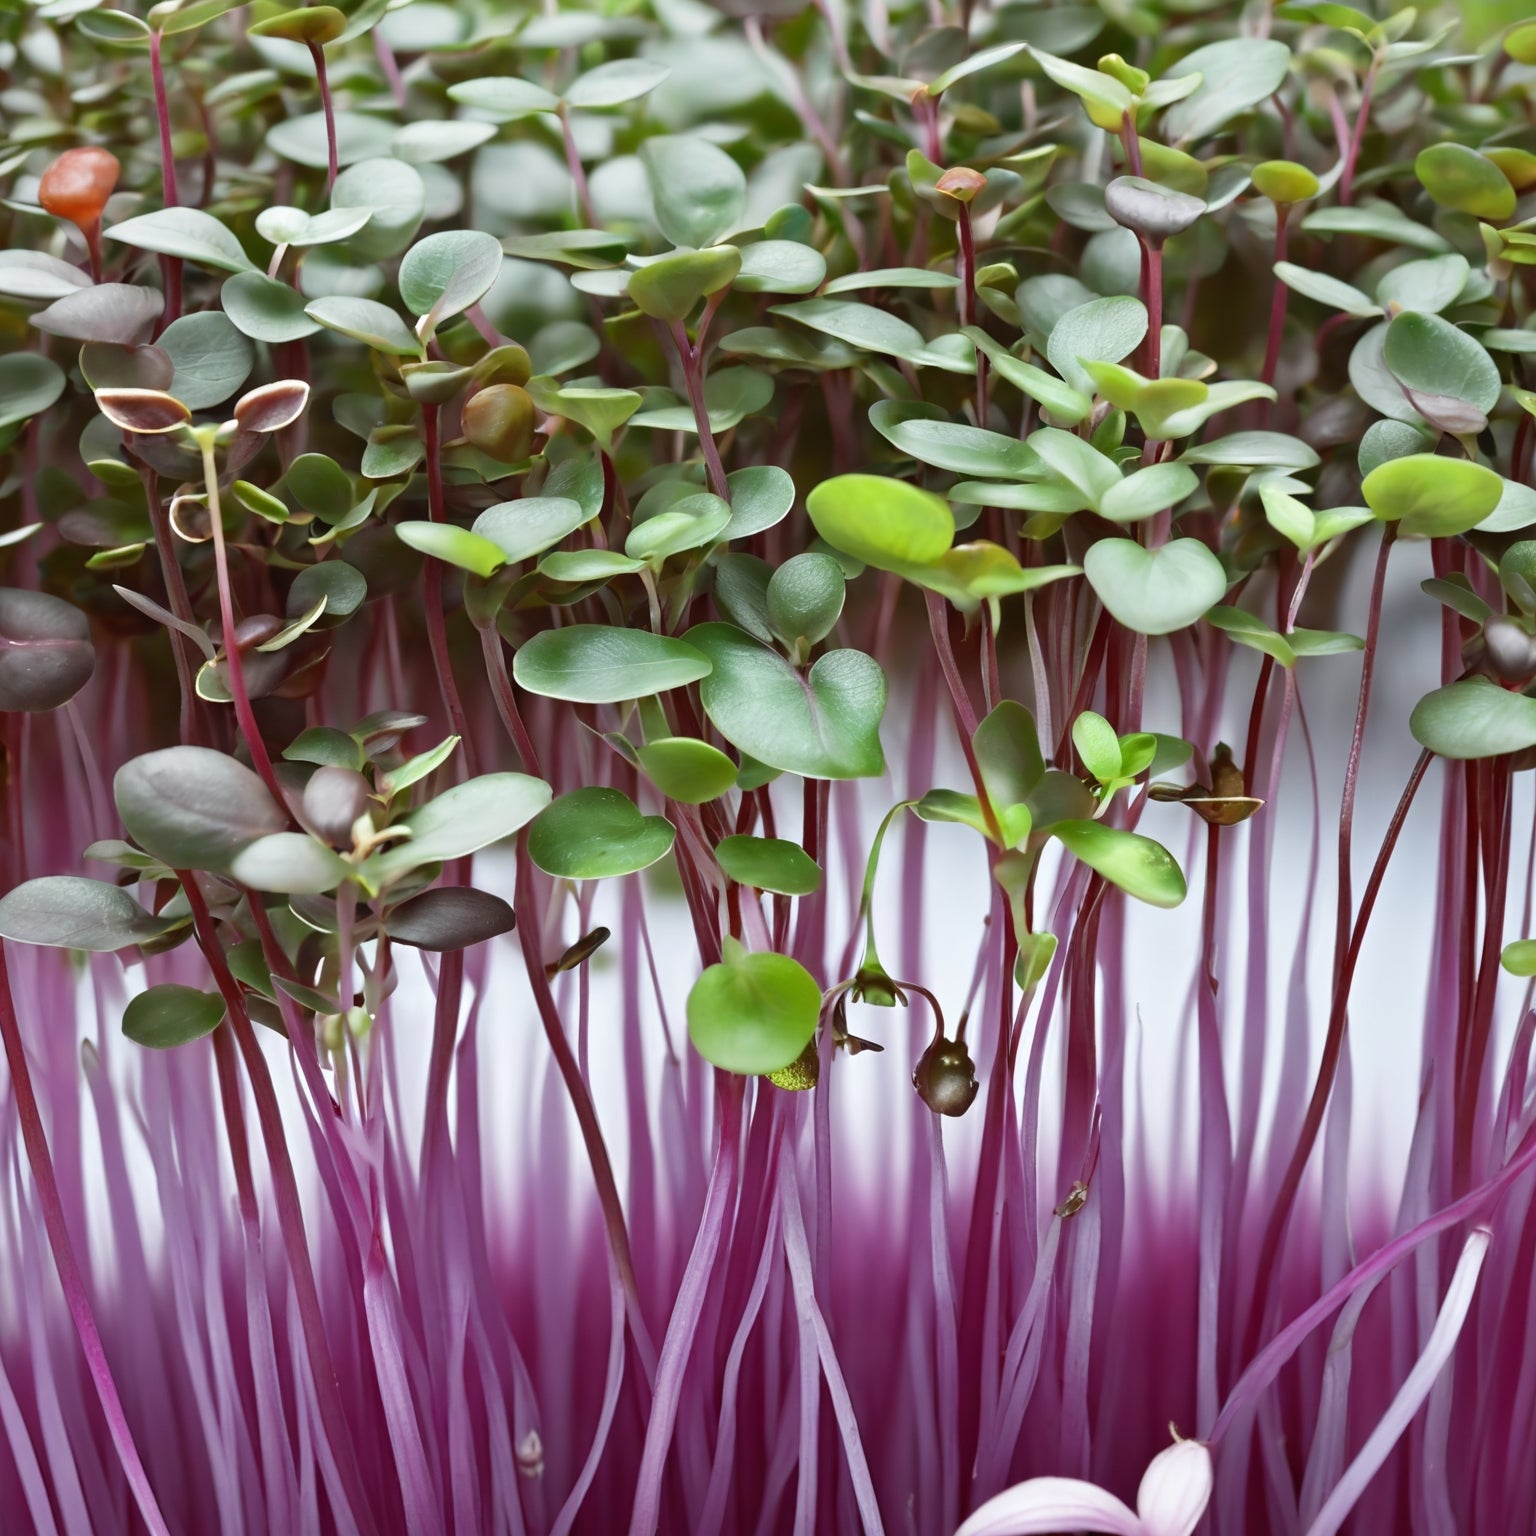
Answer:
[
  {"xmin": 0, "ymin": 947, "xmax": 171, "ymax": 1536},
  {"xmin": 514, "ymin": 843, "xmax": 659, "ymax": 1385},
  {"xmin": 199, "ymin": 438, "xmax": 284, "ymax": 803},
  {"xmin": 669, "ymin": 321, "xmax": 730, "ymax": 499},
  {"xmin": 179, "ymin": 874, "xmax": 381, "ymax": 1536},
  {"xmin": 1261, "ymin": 205, "xmax": 1291, "ymax": 392},
  {"xmin": 148, "ymin": 28, "xmax": 182, "ymax": 327},
  {"xmin": 309, "ymin": 42, "xmax": 339, "ymax": 196},
  {"xmin": 1339, "ymin": 57, "xmax": 1380, "ymax": 205},
  {"xmin": 1243, "ymin": 746, "xmax": 1431, "ymax": 1357},
  {"xmin": 1142, "ymin": 240, "xmax": 1163, "ymax": 380},
  {"xmin": 556, "ymin": 104, "xmax": 597, "ymax": 227},
  {"xmin": 420, "ymin": 405, "xmax": 477, "ymax": 769}
]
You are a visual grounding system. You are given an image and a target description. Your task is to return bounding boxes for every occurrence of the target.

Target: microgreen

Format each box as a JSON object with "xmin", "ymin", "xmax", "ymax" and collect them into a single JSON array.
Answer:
[{"xmin": 0, "ymin": 2, "xmax": 1534, "ymax": 1533}]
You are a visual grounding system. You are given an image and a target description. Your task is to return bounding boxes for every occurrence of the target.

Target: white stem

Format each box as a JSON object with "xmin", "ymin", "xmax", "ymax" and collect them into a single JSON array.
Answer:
[{"xmin": 1303, "ymin": 1226, "xmax": 1492, "ymax": 1536}]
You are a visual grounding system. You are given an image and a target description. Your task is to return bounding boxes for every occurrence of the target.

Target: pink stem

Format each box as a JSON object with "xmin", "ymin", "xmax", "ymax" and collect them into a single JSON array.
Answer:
[
  {"xmin": 199, "ymin": 439, "xmax": 284, "ymax": 803},
  {"xmin": 1339, "ymin": 57, "xmax": 1379, "ymax": 205},
  {"xmin": 0, "ymin": 947, "xmax": 171, "ymax": 1536},
  {"xmin": 1261, "ymin": 206, "xmax": 1290, "ymax": 391},
  {"xmin": 420, "ymin": 405, "xmax": 477, "ymax": 768},
  {"xmin": 669, "ymin": 322, "xmax": 730, "ymax": 498},
  {"xmin": 556, "ymin": 104, "xmax": 597, "ymax": 227},
  {"xmin": 310, "ymin": 42, "xmax": 339, "ymax": 195}
]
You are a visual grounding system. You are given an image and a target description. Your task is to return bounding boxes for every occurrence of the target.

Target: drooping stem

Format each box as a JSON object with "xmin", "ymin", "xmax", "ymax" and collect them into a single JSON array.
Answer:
[
  {"xmin": 309, "ymin": 41, "xmax": 340, "ymax": 195},
  {"xmin": 1261, "ymin": 203, "xmax": 1291, "ymax": 391},
  {"xmin": 198, "ymin": 436, "xmax": 284, "ymax": 804},
  {"xmin": 555, "ymin": 103, "xmax": 597, "ymax": 227}
]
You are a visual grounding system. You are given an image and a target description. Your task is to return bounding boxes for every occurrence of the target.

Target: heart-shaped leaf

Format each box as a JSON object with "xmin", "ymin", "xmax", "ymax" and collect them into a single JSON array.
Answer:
[
  {"xmin": 513, "ymin": 626, "xmax": 712, "ymax": 702},
  {"xmin": 32, "ymin": 284, "xmax": 163, "ymax": 344},
  {"xmin": 386, "ymin": 887, "xmax": 516, "ymax": 949},
  {"xmin": 1053, "ymin": 819, "xmax": 1187, "ymax": 907},
  {"xmin": 229, "ymin": 832, "xmax": 351, "ymax": 894},
  {"xmin": 716, "ymin": 834, "xmax": 821, "ymax": 895},
  {"xmin": 1415, "ymin": 143, "xmax": 1516, "ymax": 220},
  {"xmin": 0, "ymin": 355, "xmax": 66, "ymax": 430},
  {"xmin": 0, "ymin": 588, "xmax": 96, "ymax": 711},
  {"xmin": 1361, "ymin": 454, "xmax": 1503, "ymax": 537},
  {"xmin": 687, "ymin": 939, "xmax": 821, "ymax": 1074},
  {"xmin": 398, "ymin": 230, "xmax": 504, "ymax": 332},
  {"xmin": 1382, "ymin": 312, "xmax": 1500, "ymax": 416},
  {"xmin": 115, "ymin": 747, "xmax": 289, "ymax": 871},
  {"xmin": 122, "ymin": 985, "xmax": 225, "ymax": 1048},
  {"xmin": 1083, "ymin": 537, "xmax": 1228, "ymax": 635},
  {"xmin": 805, "ymin": 473, "xmax": 954, "ymax": 570},
  {"xmin": 305, "ymin": 296, "xmax": 424, "ymax": 358},
  {"xmin": 628, "ymin": 247, "xmax": 741, "ymax": 324},
  {"xmin": 105, "ymin": 208, "xmax": 256, "ymax": 273},
  {"xmin": 367, "ymin": 773, "xmax": 552, "ymax": 882},
  {"xmin": 0, "ymin": 876, "xmax": 178, "ymax": 951},
  {"xmin": 635, "ymin": 737, "xmax": 737, "ymax": 802},
  {"xmin": 641, "ymin": 136, "xmax": 746, "ymax": 249},
  {"xmin": 687, "ymin": 621, "xmax": 886, "ymax": 780},
  {"xmin": 472, "ymin": 497, "xmax": 587, "ymax": 565},
  {"xmin": 1410, "ymin": 679, "xmax": 1536, "ymax": 759},
  {"xmin": 528, "ymin": 787, "xmax": 676, "ymax": 878}
]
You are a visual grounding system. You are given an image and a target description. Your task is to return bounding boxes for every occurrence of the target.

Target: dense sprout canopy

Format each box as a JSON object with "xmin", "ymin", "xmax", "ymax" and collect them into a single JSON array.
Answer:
[{"xmin": 3, "ymin": 0, "xmax": 1536, "ymax": 1532}]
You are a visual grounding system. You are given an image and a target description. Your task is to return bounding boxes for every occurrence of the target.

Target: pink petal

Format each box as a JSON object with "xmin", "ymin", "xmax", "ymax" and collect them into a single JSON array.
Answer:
[
  {"xmin": 1135, "ymin": 1442, "xmax": 1214, "ymax": 1536},
  {"xmin": 955, "ymin": 1476, "xmax": 1142, "ymax": 1536}
]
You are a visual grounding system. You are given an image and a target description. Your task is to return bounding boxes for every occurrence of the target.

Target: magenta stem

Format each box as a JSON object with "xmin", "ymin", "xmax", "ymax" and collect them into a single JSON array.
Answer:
[
  {"xmin": 198, "ymin": 439, "xmax": 284, "ymax": 803},
  {"xmin": 1142, "ymin": 240, "xmax": 1163, "ymax": 380},
  {"xmin": 669, "ymin": 322, "xmax": 730, "ymax": 498},
  {"xmin": 1243, "ymin": 744, "xmax": 1429, "ymax": 1357},
  {"xmin": 148, "ymin": 28, "xmax": 183, "ymax": 327},
  {"xmin": 1261, "ymin": 205, "xmax": 1290, "ymax": 391},
  {"xmin": 0, "ymin": 946, "xmax": 171, "ymax": 1536},
  {"xmin": 179, "ymin": 875, "xmax": 381, "ymax": 1534},
  {"xmin": 514, "ymin": 841, "xmax": 659, "ymax": 1384},
  {"xmin": 1340, "ymin": 56, "xmax": 1379, "ymax": 205},
  {"xmin": 420, "ymin": 405, "xmax": 477, "ymax": 768},
  {"xmin": 556, "ymin": 104, "xmax": 597, "ymax": 227},
  {"xmin": 310, "ymin": 42, "xmax": 339, "ymax": 195}
]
